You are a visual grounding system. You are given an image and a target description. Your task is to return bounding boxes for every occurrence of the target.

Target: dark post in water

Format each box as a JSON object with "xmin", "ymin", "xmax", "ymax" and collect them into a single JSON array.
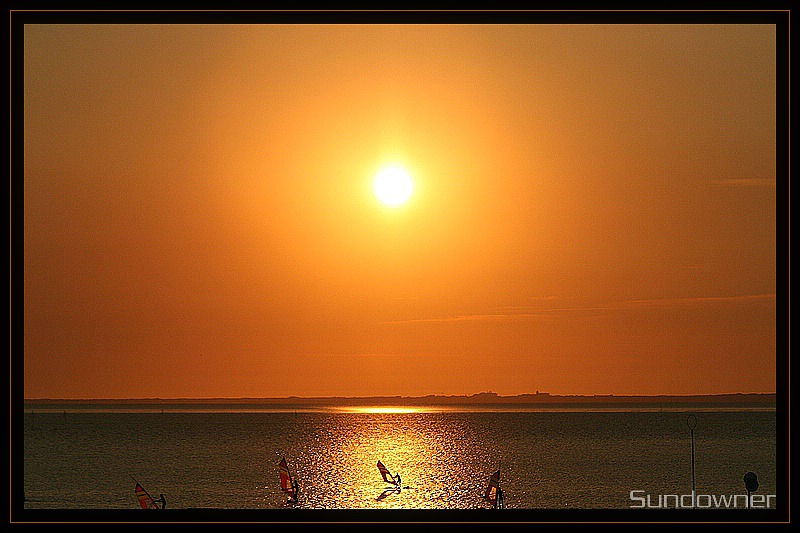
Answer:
[
  {"xmin": 743, "ymin": 471, "xmax": 758, "ymax": 509},
  {"xmin": 687, "ymin": 414, "xmax": 697, "ymax": 498}
]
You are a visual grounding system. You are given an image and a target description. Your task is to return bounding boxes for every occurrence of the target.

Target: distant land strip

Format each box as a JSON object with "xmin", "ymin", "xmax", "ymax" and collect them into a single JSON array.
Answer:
[{"xmin": 24, "ymin": 391, "xmax": 776, "ymax": 407}]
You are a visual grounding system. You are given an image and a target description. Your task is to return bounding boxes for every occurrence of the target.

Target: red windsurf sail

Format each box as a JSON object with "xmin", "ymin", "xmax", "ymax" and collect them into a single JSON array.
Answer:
[
  {"xmin": 134, "ymin": 482, "xmax": 158, "ymax": 509},
  {"xmin": 279, "ymin": 457, "xmax": 295, "ymax": 497}
]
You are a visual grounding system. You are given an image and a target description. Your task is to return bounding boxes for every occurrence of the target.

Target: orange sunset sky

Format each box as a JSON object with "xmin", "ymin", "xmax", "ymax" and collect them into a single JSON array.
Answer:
[{"xmin": 21, "ymin": 20, "xmax": 780, "ymax": 399}]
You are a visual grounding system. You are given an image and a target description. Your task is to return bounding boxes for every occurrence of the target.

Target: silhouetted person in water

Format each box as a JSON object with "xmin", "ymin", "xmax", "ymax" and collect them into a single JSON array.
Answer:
[
  {"xmin": 395, "ymin": 473, "xmax": 402, "ymax": 489},
  {"xmin": 494, "ymin": 487, "xmax": 505, "ymax": 509},
  {"xmin": 291, "ymin": 479, "xmax": 299, "ymax": 503},
  {"xmin": 156, "ymin": 494, "xmax": 166, "ymax": 509}
]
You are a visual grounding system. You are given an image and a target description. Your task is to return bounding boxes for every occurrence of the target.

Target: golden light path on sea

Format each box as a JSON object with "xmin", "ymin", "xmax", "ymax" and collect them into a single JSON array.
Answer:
[
  {"xmin": 273, "ymin": 411, "xmax": 494, "ymax": 509},
  {"xmin": 337, "ymin": 406, "xmax": 424, "ymax": 414}
]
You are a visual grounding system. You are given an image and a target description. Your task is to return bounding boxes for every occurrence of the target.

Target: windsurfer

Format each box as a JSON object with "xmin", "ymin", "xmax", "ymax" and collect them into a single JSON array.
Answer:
[
  {"xmin": 156, "ymin": 494, "xmax": 166, "ymax": 509},
  {"xmin": 394, "ymin": 473, "xmax": 402, "ymax": 488},
  {"xmin": 494, "ymin": 487, "xmax": 505, "ymax": 509}
]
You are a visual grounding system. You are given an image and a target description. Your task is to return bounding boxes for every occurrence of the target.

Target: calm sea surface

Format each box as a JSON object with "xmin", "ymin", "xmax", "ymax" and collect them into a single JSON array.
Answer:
[{"xmin": 22, "ymin": 407, "xmax": 776, "ymax": 511}]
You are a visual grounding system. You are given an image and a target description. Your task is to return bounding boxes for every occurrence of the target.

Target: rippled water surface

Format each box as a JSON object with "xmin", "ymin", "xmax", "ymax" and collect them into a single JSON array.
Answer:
[{"xmin": 23, "ymin": 409, "xmax": 776, "ymax": 510}]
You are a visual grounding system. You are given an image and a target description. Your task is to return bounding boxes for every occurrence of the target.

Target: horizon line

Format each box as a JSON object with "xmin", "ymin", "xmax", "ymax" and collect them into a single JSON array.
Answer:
[{"xmin": 23, "ymin": 391, "xmax": 778, "ymax": 402}]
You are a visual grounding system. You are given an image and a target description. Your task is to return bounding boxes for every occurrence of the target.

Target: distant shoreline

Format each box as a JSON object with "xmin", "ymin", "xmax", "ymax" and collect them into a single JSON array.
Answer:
[{"xmin": 23, "ymin": 392, "xmax": 777, "ymax": 408}]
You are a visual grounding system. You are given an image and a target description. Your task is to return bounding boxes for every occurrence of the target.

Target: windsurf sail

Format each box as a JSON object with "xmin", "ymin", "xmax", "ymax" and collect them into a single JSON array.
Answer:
[
  {"xmin": 278, "ymin": 457, "xmax": 296, "ymax": 498},
  {"xmin": 483, "ymin": 468, "xmax": 501, "ymax": 505},
  {"xmin": 134, "ymin": 482, "xmax": 159, "ymax": 509},
  {"xmin": 377, "ymin": 460, "xmax": 396, "ymax": 484}
]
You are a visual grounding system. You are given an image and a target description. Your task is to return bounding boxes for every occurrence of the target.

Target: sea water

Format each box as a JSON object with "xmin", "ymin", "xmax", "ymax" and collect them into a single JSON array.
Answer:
[{"xmin": 21, "ymin": 408, "xmax": 776, "ymax": 511}]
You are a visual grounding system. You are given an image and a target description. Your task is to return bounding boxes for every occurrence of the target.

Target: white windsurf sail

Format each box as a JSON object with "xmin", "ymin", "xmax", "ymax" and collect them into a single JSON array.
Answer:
[{"xmin": 483, "ymin": 467, "xmax": 501, "ymax": 506}]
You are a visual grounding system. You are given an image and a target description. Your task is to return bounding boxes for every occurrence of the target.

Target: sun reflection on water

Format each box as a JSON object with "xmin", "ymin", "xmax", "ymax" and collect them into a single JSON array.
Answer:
[
  {"xmin": 281, "ymin": 412, "xmax": 495, "ymax": 509},
  {"xmin": 338, "ymin": 406, "xmax": 421, "ymax": 414}
]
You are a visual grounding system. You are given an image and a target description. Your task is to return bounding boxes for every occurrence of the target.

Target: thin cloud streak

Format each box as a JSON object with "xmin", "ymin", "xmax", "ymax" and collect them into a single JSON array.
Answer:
[
  {"xmin": 383, "ymin": 313, "xmax": 554, "ymax": 325},
  {"xmin": 709, "ymin": 178, "xmax": 776, "ymax": 187},
  {"xmin": 625, "ymin": 294, "xmax": 776, "ymax": 306},
  {"xmin": 383, "ymin": 294, "xmax": 776, "ymax": 325}
]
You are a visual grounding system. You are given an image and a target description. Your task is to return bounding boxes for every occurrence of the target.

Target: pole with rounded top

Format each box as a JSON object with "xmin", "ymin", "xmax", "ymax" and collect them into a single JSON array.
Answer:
[
  {"xmin": 743, "ymin": 472, "xmax": 758, "ymax": 509},
  {"xmin": 687, "ymin": 414, "xmax": 697, "ymax": 502}
]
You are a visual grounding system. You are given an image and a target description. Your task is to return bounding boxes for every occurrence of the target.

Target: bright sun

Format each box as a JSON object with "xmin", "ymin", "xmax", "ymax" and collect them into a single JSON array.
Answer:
[{"xmin": 373, "ymin": 166, "xmax": 413, "ymax": 206}]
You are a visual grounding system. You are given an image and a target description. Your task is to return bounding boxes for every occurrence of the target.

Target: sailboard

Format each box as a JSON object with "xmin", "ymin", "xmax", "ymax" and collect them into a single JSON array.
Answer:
[
  {"xmin": 483, "ymin": 467, "xmax": 504, "ymax": 508},
  {"xmin": 134, "ymin": 480, "xmax": 159, "ymax": 509},
  {"xmin": 278, "ymin": 457, "xmax": 298, "ymax": 502},
  {"xmin": 377, "ymin": 460, "xmax": 398, "ymax": 485}
]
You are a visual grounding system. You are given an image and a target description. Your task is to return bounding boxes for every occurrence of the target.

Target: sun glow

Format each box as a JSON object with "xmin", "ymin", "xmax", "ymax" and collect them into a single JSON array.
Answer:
[
  {"xmin": 373, "ymin": 166, "xmax": 413, "ymax": 206},
  {"xmin": 340, "ymin": 406, "xmax": 422, "ymax": 414}
]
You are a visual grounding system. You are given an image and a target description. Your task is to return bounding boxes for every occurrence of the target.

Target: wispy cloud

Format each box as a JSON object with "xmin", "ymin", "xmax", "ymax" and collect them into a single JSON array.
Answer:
[
  {"xmin": 382, "ymin": 294, "xmax": 775, "ymax": 325},
  {"xmin": 623, "ymin": 294, "xmax": 776, "ymax": 307},
  {"xmin": 709, "ymin": 178, "xmax": 776, "ymax": 187},
  {"xmin": 383, "ymin": 313, "xmax": 553, "ymax": 325}
]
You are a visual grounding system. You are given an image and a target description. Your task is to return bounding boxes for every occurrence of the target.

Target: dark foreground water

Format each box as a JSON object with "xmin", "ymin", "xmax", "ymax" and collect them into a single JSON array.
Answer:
[{"xmin": 22, "ymin": 407, "xmax": 776, "ymax": 511}]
